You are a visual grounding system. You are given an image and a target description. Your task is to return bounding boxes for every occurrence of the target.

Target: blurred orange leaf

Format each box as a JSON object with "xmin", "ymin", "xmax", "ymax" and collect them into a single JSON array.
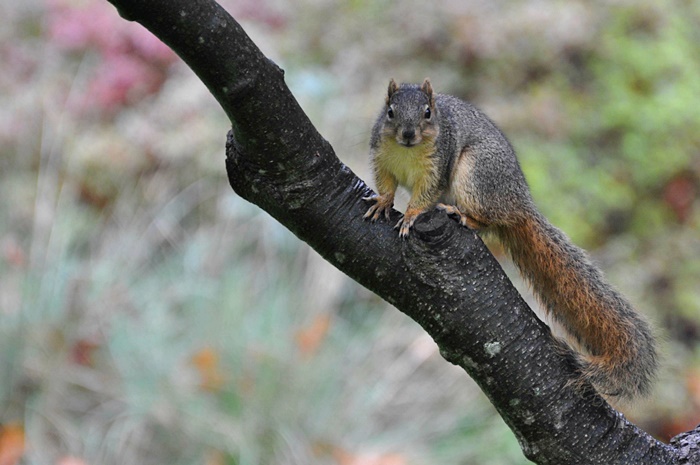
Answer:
[
  {"xmin": 334, "ymin": 448, "xmax": 407, "ymax": 465},
  {"xmin": 663, "ymin": 173, "xmax": 696, "ymax": 223},
  {"xmin": 313, "ymin": 441, "xmax": 407, "ymax": 465},
  {"xmin": 56, "ymin": 457, "xmax": 89, "ymax": 465},
  {"xmin": 686, "ymin": 369, "xmax": 700, "ymax": 406},
  {"xmin": 191, "ymin": 347, "xmax": 225, "ymax": 391},
  {"xmin": 0, "ymin": 423, "xmax": 25, "ymax": 465},
  {"xmin": 204, "ymin": 449, "xmax": 225, "ymax": 465},
  {"xmin": 71, "ymin": 339, "xmax": 99, "ymax": 367},
  {"xmin": 295, "ymin": 313, "xmax": 332, "ymax": 358},
  {"xmin": 1, "ymin": 238, "xmax": 25, "ymax": 268}
]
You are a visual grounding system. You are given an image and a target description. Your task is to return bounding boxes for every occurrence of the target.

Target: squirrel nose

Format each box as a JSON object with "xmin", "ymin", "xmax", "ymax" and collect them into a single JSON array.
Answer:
[{"xmin": 402, "ymin": 129, "xmax": 416, "ymax": 142}]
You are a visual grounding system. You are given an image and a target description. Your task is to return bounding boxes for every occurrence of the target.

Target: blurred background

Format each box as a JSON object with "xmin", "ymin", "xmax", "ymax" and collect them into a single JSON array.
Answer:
[{"xmin": 1, "ymin": 0, "xmax": 699, "ymax": 464}]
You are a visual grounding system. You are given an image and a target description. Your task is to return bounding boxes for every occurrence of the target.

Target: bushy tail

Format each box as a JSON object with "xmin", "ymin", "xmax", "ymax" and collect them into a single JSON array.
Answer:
[{"xmin": 496, "ymin": 212, "xmax": 657, "ymax": 400}]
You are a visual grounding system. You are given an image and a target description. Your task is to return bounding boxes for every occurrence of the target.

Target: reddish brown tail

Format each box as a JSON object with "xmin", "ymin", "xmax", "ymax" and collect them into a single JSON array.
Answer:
[{"xmin": 496, "ymin": 212, "xmax": 657, "ymax": 399}]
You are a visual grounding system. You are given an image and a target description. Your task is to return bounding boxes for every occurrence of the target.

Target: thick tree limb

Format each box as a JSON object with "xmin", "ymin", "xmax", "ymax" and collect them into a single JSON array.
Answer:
[{"xmin": 105, "ymin": 0, "xmax": 696, "ymax": 463}]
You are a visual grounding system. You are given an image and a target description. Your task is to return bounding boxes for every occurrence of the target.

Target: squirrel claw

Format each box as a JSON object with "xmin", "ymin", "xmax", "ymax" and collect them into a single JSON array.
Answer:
[
  {"xmin": 395, "ymin": 210, "xmax": 420, "ymax": 237},
  {"xmin": 363, "ymin": 194, "xmax": 394, "ymax": 222},
  {"xmin": 394, "ymin": 218, "xmax": 410, "ymax": 238},
  {"xmin": 363, "ymin": 205, "xmax": 382, "ymax": 222}
]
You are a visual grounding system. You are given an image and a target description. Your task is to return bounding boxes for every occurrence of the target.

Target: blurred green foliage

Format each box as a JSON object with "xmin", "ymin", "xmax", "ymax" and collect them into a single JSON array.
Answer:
[{"xmin": 1, "ymin": 0, "xmax": 699, "ymax": 464}]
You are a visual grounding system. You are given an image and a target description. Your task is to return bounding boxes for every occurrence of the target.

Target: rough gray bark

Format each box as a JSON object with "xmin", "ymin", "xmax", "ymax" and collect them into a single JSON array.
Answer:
[{"xmin": 104, "ymin": 0, "xmax": 697, "ymax": 463}]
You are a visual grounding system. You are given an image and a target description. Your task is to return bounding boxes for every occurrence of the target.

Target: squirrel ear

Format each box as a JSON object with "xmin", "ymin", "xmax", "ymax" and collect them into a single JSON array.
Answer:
[
  {"xmin": 421, "ymin": 78, "xmax": 435, "ymax": 107},
  {"xmin": 387, "ymin": 78, "xmax": 399, "ymax": 103}
]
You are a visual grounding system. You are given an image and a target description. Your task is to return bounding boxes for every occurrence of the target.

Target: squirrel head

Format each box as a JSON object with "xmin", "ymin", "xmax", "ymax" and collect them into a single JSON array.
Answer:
[{"xmin": 383, "ymin": 78, "xmax": 438, "ymax": 147}]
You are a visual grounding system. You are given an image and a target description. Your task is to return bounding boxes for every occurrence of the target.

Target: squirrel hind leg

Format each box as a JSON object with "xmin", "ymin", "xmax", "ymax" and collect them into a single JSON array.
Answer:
[{"xmin": 437, "ymin": 203, "xmax": 488, "ymax": 230}]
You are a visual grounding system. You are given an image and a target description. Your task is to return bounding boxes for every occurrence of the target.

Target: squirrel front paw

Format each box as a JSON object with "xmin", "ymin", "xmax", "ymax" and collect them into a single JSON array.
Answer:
[
  {"xmin": 363, "ymin": 193, "xmax": 394, "ymax": 222},
  {"xmin": 394, "ymin": 207, "xmax": 424, "ymax": 238}
]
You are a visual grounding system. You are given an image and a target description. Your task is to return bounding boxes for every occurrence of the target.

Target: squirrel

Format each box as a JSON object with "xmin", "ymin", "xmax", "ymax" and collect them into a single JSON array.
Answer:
[{"xmin": 363, "ymin": 78, "xmax": 658, "ymax": 400}]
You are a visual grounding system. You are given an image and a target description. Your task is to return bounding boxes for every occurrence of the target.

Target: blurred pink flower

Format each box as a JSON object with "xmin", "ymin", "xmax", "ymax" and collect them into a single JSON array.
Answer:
[
  {"xmin": 88, "ymin": 53, "xmax": 165, "ymax": 110},
  {"xmin": 46, "ymin": 0, "xmax": 176, "ymax": 114},
  {"xmin": 44, "ymin": 0, "xmax": 287, "ymax": 114},
  {"xmin": 47, "ymin": 0, "xmax": 174, "ymax": 60}
]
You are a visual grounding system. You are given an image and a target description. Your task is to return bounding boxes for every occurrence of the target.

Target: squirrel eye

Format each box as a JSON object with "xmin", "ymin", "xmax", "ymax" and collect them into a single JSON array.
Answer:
[
  {"xmin": 424, "ymin": 107, "xmax": 431, "ymax": 119},
  {"xmin": 387, "ymin": 107, "xmax": 394, "ymax": 119}
]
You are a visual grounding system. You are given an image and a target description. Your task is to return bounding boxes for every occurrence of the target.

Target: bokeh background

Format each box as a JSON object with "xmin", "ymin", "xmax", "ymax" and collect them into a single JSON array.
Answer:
[{"xmin": 2, "ymin": 0, "xmax": 700, "ymax": 464}]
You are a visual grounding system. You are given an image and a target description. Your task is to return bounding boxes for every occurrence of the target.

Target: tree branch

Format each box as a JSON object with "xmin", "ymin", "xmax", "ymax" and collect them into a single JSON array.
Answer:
[{"xmin": 105, "ymin": 0, "xmax": 695, "ymax": 463}]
